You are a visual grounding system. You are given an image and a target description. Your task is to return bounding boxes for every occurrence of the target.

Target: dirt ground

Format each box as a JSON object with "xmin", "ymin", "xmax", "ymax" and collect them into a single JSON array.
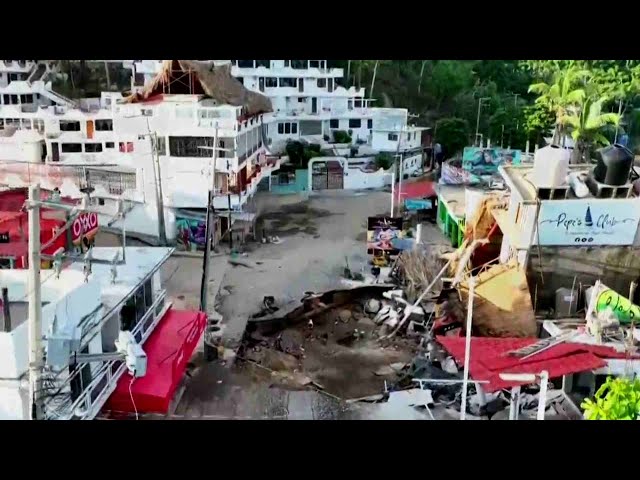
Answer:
[{"xmin": 217, "ymin": 190, "xmax": 445, "ymax": 347}]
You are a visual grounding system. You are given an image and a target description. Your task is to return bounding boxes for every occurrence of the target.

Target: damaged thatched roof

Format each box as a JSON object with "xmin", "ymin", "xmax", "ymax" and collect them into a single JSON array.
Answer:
[{"xmin": 125, "ymin": 60, "xmax": 272, "ymax": 117}]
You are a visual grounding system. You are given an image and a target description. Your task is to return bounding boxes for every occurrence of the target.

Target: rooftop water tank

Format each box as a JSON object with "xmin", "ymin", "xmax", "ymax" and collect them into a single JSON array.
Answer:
[
  {"xmin": 532, "ymin": 145, "xmax": 570, "ymax": 188},
  {"xmin": 593, "ymin": 144, "xmax": 633, "ymax": 186}
]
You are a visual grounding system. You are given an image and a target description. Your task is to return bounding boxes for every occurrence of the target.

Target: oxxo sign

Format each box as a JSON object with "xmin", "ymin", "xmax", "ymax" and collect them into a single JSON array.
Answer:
[
  {"xmin": 72, "ymin": 212, "xmax": 99, "ymax": 244},
  {"xmin": 536, "ymin": 199, "xmax": 640, "ymax": 246}
]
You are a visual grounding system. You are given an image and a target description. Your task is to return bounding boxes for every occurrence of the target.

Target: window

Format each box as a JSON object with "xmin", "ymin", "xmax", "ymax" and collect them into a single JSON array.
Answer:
[
  {"xmin": 291, "ymin": 60, "xmax": 307, "ymax": 69},
  {"xmin": 84, "ymin": 143, "xmax": 103, "ymax": 153},
  {"xmin": 168, "ymin": 136, "xmax": 214, "ymax": 157},
  {"xmin": 317, "ymin": 78, "xmax": 326, "ymax": 88},
  {"xmin": 98, "ymin": 198, "xmax": 105, "ymax": 206},
  {"xmin": 266, "ymin": 77, "xmax": 278, "ymax": 88},
  {"xmin": 279, "ymin": 77, "xmax": 297, "ymax": 88},
  {"xmin": 20, "ymin": 94, "xmax": 33, "ymax": 104},
  {"xmin": 388, "ymin": 133, "xmax": 398, "ymax": 141},
  {"xmin": 141, "ymin": 109, "xmax": 153, "ymax": 117},
  {"xmin": 284, "ymin": 60, "xmax": 290, "ymax": 67},
  {"xmin": 354, "ymin": 99, "xmax": 362, "ymax": 108},
  {"xmin": 153, "ymin": 135, "xmax": 167, "ymax": 156},
  {"xmin": 298, "ymin": 97, "xmax": 305, "ymax": 103},
  {"xmin": 105, "ymin": 142, "xmax": 115, "ymax": 149},
  {"xmin": 330, "ymin": 119, "xmax": 339, "ymax": 129},
  {"xmin": 237, "ymin": 60, "xmax": 254, "ymax": 68},
  {"xmin": 95, "ymin": 119, "xmax": 113, "ymax": 131},
  {"xmin": 349, "ymin": 119, "xmax": 361, "ymax": 128},
  {"xmin": 310, "ymin": 60, "xmax": 320, "ymax": 68},
  {"xmin": 284, "ymin": 123, "xmax": 291, "ymax": 134},
  {"xmin": 328, "ymin": 78, "xmax": 334, "ymax": 93},
  {"xmin": 61, "ymin": 143, "xmax": 82, "ymax": 153},
  {"xmin": 367, "ymin": 119, "xmax": 373, "ymax": 129},
  {"xmin": 255, "ymin": 60, "xmax": 270, "ymax": 68},
  {"xmin": 2, "ymin": 95, "xmax": 8, "ymax": 104},
  {"xmin": 60, "ymin": 120, "xmax": 81, "ymax": 132},
  {"xmin": 119, "ymin": 142, "xmax": 134, "ymax": 153},
  {"xmin": 278, "ymin": 123, "xmax": 284, "ymax": 134},
  {"xmin": 291, "ymin": 123, "xmax": 298, "ymax": 134},
  {"xmin": 10, "ymin": 95, "xmax": 18, "ymax": 104}
]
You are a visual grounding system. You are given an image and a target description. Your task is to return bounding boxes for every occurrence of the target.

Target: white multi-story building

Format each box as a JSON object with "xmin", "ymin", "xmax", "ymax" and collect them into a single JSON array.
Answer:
[
  {"xmin": 229, "ymin": 60, "xmax": 374, "ymax": 148},
  {"xmin": 0, "ymin": 60, "xmax": 279, "ymax": 244}
]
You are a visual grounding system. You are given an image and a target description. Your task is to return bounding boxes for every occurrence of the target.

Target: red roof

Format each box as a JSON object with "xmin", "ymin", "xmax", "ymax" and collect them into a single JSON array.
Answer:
[
  {"xmin": 395, "ymin": 179, "xmax": 436, "ymax": 203},
  {"xmin": 104, "ymin": 309, "xmax": 207, "ymax": 415},
  {"xmin": 436, "ymin": 336, "xmax": 638, "ymax": 393}
]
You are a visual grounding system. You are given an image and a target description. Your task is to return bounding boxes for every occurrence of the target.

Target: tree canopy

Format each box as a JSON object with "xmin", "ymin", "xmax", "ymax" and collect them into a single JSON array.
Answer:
[{"xmin": 330, "ymin": 60, "xmax": 640, "ymax": 157}]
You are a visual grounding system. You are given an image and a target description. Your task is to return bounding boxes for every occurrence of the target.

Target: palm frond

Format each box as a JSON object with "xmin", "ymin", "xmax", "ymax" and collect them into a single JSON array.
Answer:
[
  {"xmin": 593, "ymin": 132, "xmax": 611, "ymax": 146},
  {"xmin": 528, "ymin": 82, "xmax": 549, "ymax": 94},
  {"xmin": 565, "ymin": 89, "xmax": 586, "ymax": 105},
  {"xmin": 559, "ymin": 114, "xmax": 580, "ymax": 129}
]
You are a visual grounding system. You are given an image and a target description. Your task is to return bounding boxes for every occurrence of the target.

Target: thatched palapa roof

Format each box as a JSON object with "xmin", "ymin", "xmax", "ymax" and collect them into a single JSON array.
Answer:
[{"xmin": 125, "ymin": 60, "xmax": 272, "ymax": 117}]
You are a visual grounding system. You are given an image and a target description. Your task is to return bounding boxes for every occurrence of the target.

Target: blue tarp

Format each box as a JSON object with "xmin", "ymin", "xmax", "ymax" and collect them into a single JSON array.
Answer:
[{"xmin": 405, "ymin": 199, "xmax": 433, "ymax": 211}]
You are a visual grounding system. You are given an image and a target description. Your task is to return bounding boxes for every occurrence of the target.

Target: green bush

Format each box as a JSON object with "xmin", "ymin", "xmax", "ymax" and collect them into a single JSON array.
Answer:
[
  {"xmin": 333, "ymin": 130, "xmax": 352, "ymax": 144},
  {"xmin": 374, "ymin": 152, "xmax": 394, "ymax": 170},
  {"xmin": 581, "ymin": 377, "xmax": 640, "ymax": 420},
  {"xmin": 285, "ymin": 140, "xmax": 323, "ymax": 168}
]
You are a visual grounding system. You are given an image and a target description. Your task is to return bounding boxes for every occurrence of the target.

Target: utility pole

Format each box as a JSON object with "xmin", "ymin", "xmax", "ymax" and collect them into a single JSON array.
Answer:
[
  {"xmin": 200, "ymin": 125, "xmax": 218, "ymax": 313},
  {"xmin": 142, "ymin": 117, "xmax": 167, "ymax": 246},
  {"xmin": 151, "ymin": 132, "xmax": 167, "ymax": 246},
  {"xmin": 475, "ymin": 97, "xmax": 490, "ymax": 147},
  {"xmin": 27, "ymin": 184, "xmax": 43, "ymax": 420},
  {"xmin": 226, "ymin": 159, "xmax": 233, "ymax": 251},
  {"xmin": 200, "ymin": 126, "xmax": 219, "ymax": 362},
  {"xmin": 394, "ymin": 124, "xmax": 405, "ymax": 217}
]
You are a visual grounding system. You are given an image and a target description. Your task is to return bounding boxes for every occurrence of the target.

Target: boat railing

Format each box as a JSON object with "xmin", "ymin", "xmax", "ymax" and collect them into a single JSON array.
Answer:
[{"xmin": 42, "ymin": 289, "xmax": 169, "ymax": 420}]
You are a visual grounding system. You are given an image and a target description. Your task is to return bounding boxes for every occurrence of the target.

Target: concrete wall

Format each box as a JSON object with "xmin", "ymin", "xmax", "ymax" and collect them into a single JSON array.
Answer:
[
  {"xmin": 527, "ymin": 246, "xmax": 640, "ymax": 312},
  {"xmin": 344, "ymin": 165, "xmax": 390, "ymax": 190}
]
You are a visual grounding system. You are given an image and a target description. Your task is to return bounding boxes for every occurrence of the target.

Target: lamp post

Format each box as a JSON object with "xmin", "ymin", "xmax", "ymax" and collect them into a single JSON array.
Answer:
[
  {"xmin": 498, "ymin": 371, "xmax": 550, "ymax": 420},
  {"xmin": 475, "ymin": 97, "xmax": 490, "ymax": 147}
]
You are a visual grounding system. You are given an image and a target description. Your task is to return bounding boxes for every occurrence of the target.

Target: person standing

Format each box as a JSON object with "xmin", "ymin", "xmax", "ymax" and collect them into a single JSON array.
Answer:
[{"xmin": 434, "ymin": 142, "xmax": 443, "ymax": 170}]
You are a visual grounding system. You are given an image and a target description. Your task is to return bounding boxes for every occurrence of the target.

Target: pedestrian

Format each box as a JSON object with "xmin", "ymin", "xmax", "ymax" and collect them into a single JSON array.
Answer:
[{"xmin": 434, "ymin": 143, "xmax": 444, "ymax": 170}]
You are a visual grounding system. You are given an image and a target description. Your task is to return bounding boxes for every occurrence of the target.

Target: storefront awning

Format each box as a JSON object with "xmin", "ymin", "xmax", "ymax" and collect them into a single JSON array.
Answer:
[{"xmin": 104, "ymin": 308, "xmax": 207, "ymax": 415}]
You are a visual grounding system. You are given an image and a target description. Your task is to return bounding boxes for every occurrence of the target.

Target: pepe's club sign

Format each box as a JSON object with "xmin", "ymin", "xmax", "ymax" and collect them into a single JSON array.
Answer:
[{"xmin": 537, "ymin": 199, "xmax": 640, "ymax": 246}]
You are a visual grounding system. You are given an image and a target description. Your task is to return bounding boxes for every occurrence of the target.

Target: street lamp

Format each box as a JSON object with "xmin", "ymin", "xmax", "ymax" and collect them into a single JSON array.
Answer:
[
  {"xmin": 498, "ymin": 371, "xmax": 550, "ymax": 420},
  {"xmin": 475, "ymin": 97, "xmax": 490, "ymax": 147}
]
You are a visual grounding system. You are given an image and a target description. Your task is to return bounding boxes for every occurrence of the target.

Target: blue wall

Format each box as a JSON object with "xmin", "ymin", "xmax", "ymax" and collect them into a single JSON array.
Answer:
[{"xmin": 270, "ymin": 169, "xmax": 309, "ymax": 195}]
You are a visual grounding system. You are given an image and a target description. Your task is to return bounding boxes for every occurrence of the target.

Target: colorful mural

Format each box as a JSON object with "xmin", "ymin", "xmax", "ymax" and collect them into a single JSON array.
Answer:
[
  {"xmin": 462, "ymin": 147, "xmax": 522, "ymax": 176},
  {"xmin": 176, "ymin": 215, "xmax": 207, "ymax": 250}
]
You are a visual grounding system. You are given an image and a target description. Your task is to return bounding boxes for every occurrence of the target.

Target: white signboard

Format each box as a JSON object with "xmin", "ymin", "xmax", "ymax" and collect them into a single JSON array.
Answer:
[{"xmin": 536, "ymin": 199, "xmax": 640, "ymax": 246}]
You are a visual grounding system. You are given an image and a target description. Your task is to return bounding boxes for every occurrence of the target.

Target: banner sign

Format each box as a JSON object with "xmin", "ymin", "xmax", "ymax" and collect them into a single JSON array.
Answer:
[
  {"xmin": 588, "ymin": 281, "xmax": 640, "ymax": 324},
  {"xmin": 537, "ymin": 199, "xmax": 640, "ymax": 246},
  {"xmin": 367, "ymin": 216, "xmax": 403, "ymax": 255},
  {"xmin": 71, "ymin": 212, "xmax": 99, "ymax": 245}
]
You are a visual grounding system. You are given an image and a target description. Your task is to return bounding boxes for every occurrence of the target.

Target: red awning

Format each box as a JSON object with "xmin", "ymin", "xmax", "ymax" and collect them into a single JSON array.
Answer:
[
  {"xmin": 436, "ymin": 336, "xmax": 638, "ymax": 393},
  {"xmin": 104, "ymin": 309, "xmax": 207, "ymax": 415},
  {"xmin": 394, "ymin": 179, "xmax": 436, "ymax": 203}
]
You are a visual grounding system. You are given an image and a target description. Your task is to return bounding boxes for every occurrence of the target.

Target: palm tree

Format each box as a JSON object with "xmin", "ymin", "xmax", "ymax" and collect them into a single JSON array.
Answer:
[
  {"xmin": 370, "ymin": 60, "xmax": 379, "ymax": 98},
  {"xmin": 528, "ymin": 67, "xmax": 591, "ymax": 146},
  {"xmin": 418, "ymin": 60, "xmax": 427, "ymax": 93},
  {"xmin": 561, "ymin": 95, "xmax": 620, "ymax": 163}
]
